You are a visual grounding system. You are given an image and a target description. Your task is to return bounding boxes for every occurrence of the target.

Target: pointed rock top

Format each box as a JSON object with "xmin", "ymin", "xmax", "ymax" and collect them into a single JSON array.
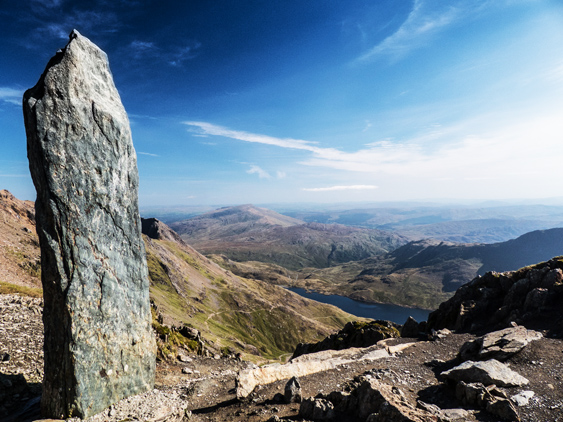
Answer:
[{"xmin": 24, "ymin": 27, "xmax": 126, "ymax": 127}]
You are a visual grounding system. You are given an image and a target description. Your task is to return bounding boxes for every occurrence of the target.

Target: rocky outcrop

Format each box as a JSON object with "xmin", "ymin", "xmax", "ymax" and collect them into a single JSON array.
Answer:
[
  {"xmin": 236, "ymin": 343, "xmax": 402, "ymax": 399},
  {"xmin": 141, "ymin": 218, "xmax": 185, "ymax": 244},
  {"xmin": 292, "ymin": 320, "xmax": 400, "ymax": 360},
  {"xmin": 23, "ymin": 30, "xmax": 155, "ymax": 418},
  {"xmin": 400, "ymin": 316, "xmax": 423, "ymax": 338},
  {"xmin": 299, "ymin": 376, "xmax": 437, "ymax": 422},
  {"xmin": 455, "ymin": 381, "xmax": 519, "ymax": 421},
  {"xmin": 427, "ymin": 258, "xmax": 563, "ymax": 334},
  {"xmin": 459, "ymin": 326, "xmax": 542, "ymax": 362},
  {"xmin": 441, "ymin": 359, "xmax": 529, "ymax": 388},
  {"xmin": 299, "ymin": 397, "xmax": 335, "ymax": 420}
]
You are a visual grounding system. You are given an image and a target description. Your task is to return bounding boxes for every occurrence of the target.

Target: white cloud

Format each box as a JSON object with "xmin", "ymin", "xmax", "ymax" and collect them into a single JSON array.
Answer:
[
  {"xmin": 128, "ymin": 40, "xmax": 201, "ymax": 66},
  {"xmin": 183, "ymin": 110, "xmax": 563, "ymax": 193},
  {"xmin": 185, "ymin": 121, "xmax": 320, "ymax": 151},
  {"xmin": 303, "ymin": 185, "xmax": 378, "ymax": 192},
  {"xmin": 276, "ymin": 171, "xmax": 286, "ymax": 179},
  {"xmin": 0, "ymin": 87, "xmax": 24, "ymax": 105},
  {"xmin": 44, "ymin": 23, "xmax": 67, "ymax": 39},
  {"xmin": 168, "ymin": 43, "xmax": 201, "ymax": 66},
  {"xmin": 357, "ymin": 0, "xmax": 464, "ymax": 62},
  {"xmin": 137, "ymin": 152, "xmax": 159, "ymax": 157},
  {"xmin": 130, "ymin": 40, "xmax": 157, "ymax": 58},
  {"xmin": 247, "ymin": 165, "xmax": 271, "ymax": 179}
]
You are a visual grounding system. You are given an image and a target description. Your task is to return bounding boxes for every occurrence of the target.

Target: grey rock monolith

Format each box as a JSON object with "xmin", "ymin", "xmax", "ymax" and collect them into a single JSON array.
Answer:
[{"xmin": 23, "ymin": 30, "xmax": 156, "ymax": 418}]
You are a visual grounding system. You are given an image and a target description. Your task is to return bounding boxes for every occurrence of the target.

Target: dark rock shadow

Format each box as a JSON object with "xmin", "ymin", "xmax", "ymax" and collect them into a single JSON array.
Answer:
[
  {"xmin": 423, "ymin": 356, "xmax": 459, "ymax": 378},
  {"xmin": 191, "ymin": 397, "xmax": 239, "ymax": 415},
  {"xmin": 0, "ymin": 372, "xmax": 41, "ymax": 422}
]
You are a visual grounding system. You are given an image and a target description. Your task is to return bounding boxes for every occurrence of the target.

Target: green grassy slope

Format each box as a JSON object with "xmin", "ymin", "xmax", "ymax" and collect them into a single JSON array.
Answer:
[{"xmin": 144, "ymin": 235, "xmax": 357, "ymax": 362}]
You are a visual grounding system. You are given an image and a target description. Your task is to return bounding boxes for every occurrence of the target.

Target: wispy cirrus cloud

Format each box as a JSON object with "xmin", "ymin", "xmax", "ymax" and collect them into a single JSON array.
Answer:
[
  {"xmin": 303, "ymin": 185, "xmax": 378, "ymax": 192},
  {"xmin": 0, "ymin": 87, "xmax": 24, "ymax": 105},
  {"xmin": 128, "ymin": 40, "xmax": 201, "ymax": 66},
  {"xmin": 357, "ymin": 0, "xmax": 464, "ymax": 62},
  {"xmin": 247, "ymin": 165, "xmax": 271, "ymax": 179},
  {"xmin": 137, "ymin": 151, "xmax": 159, "ymax": 157},
  {"xmin": 20, "ymin": 10, "xmax": 122, "ymax": 47},
  {"xmin": 130, "ymin": 40, "xmax": 156, "ymax": 58},
  {"xmin": 31, "ymin": 0, "xmax": 64, "ymax": 8},
  {"xmin": 183, "ymin": 111, "xmax": 563, "ymax": 188},
  {"xmin": 185, "ymin": 121, "xmax": 321, "ymax": 152},
  {"xmin": 168, "ymin": 43, "xmax": 201, "ymax": 66}
]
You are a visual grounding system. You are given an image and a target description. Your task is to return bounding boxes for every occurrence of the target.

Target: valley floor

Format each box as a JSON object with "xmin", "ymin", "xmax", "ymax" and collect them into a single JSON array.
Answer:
[{"xmin": 2, "ymin": 293, "xmax": 563, "ymax": 422}]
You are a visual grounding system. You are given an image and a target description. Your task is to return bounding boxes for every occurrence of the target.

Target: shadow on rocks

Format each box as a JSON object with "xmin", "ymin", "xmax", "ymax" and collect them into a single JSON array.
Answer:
[{"xmin": 0, "ymin": 373, "xmax": 41, "ymax": 422}]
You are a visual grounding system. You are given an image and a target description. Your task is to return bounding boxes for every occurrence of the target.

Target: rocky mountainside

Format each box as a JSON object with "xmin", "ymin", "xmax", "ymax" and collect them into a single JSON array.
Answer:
[
  {"xmin": 285, "ymin": 204, "xmax": 563, "ymax": 243},
  {"xmin": 0, "ymin": 190, "xmax": 41, "ymax": 295},
  {"xmin": 142, "ymin": 217, "xmax": 356, "ymax": 362},
  {"xmin": 171, "ymin": 204, "xmax": 408, "ymax": 270},
  {"xmin": 2, "ymin": 192, "xmax": 563, "ymax": 420}
]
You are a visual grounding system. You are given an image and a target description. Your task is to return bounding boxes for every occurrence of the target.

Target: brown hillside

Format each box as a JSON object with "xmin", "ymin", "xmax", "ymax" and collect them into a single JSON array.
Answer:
[{"xmin": 0, "ymin": 190, "xmax": 41, "ymax": 293}]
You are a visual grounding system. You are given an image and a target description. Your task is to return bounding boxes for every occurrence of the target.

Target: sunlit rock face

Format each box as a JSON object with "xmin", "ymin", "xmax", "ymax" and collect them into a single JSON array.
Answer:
[{"xmin": 23, "ymin": 30, "xmax": 155, "ymax": 419}]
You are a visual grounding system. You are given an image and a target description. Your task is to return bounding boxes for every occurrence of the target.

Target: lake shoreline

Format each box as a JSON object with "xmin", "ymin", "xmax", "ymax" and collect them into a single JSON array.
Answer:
[{"xmin": 285, "ymin": 286, "xmax": 431, "ymax": 325}]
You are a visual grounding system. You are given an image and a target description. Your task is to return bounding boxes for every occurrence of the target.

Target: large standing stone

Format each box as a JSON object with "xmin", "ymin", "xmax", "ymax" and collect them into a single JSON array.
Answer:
[{"xmin": 23, "ymin": 30, "xmax": 156, "ymax": 418}]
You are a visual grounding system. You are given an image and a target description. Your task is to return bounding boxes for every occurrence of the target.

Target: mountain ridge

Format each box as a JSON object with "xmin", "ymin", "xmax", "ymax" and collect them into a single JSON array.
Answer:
[{"xmin": 171, "ymin": 204, "xmax": 408, "ymax": 270}]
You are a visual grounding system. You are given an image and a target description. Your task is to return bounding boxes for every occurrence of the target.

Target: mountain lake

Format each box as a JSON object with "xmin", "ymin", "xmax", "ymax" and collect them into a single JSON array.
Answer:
[{"xmin": 287, "ymin": 287, "xmax": 430, "ymax": 324}]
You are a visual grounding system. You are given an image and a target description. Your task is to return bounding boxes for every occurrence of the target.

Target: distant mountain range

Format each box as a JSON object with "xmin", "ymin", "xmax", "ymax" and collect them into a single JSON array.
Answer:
[
  {"xmin": 282, "ymin": 204, "xmax": 563, "ymax": 243},
  {"xmin": 169, "ymin": 203, "xmax": 563, "ymax": 310},
  {"xmin": 170, "ymin": 204, "xmax": 408, "ymax": 270}
]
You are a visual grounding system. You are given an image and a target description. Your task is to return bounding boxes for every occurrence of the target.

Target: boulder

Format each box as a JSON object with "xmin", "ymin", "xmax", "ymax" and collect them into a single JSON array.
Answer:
[
  {"xmin": 284, "ymin": 376, "xmax": 302, "ymax": 403},
  {"xmin": 459, "ymin": 326, "xmax": 542, "ymax": 362},
  {"xmin": 441, "ymin": 359, "xmax": 529, "ymax": 388},
  {"xmin": 486, "ymin": 398, "xmax": 520, "ymax": 421},
  {"xmin": 23, "ymin": 30, "xmax": 155, "ymax": 418},
  {"xmin": 401, "ymin": 316, "xmax": 420, "ymax": 338},
  {"xmin": 299, "ymin": 397, "xmax": 335, "ymax": 420},
  {"xmin": 355, "ymin": 379, "xmax": 435, "ymax": 421},
  {"xmin": 456, "ymin": 381, "xmax": 519, "ymax": 421},
  {"xmin": 523, "ymin": 288, "xmax": 550, "ymax": 312},
  {"xmin": 511, "ymin": 391, "xmax": 534, "ymax": 407}
]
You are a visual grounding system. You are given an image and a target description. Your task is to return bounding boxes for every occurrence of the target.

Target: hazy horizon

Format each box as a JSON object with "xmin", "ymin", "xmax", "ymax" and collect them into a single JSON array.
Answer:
[{"xmin": 2, "ymin": 1, "xmax": 563, "ymax": 207}]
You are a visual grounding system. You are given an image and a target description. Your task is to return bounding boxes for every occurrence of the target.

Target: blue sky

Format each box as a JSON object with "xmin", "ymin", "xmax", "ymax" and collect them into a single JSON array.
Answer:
[{"xmin": 1, "ymin": 0, "xmax": 563, "ymax": 207}]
